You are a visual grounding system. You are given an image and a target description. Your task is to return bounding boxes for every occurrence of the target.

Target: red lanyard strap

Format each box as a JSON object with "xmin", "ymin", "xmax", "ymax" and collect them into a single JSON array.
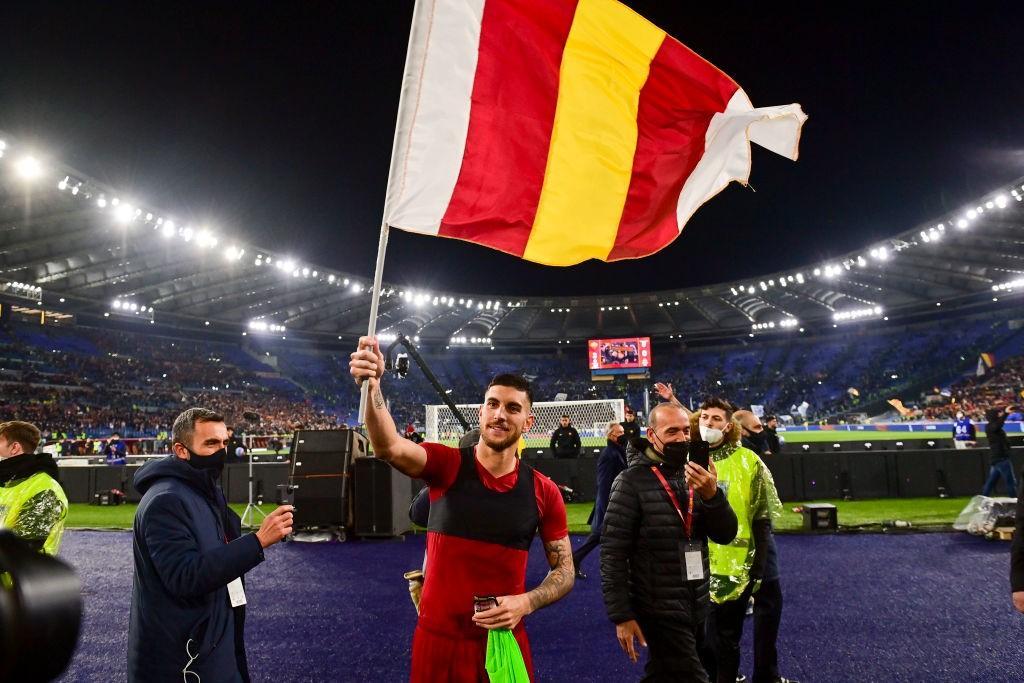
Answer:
[{"xmin": 651, "ymin": 466, "xmax": 694, "ymax": 539}]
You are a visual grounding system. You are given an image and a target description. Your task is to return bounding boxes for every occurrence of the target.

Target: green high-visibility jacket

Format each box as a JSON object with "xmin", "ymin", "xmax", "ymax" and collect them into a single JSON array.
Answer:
[
  {"xmin": 707, "ymin": 443, "xmax": 781, "ymax": 603},
  {"xmin": 0, "ymin": 470, "xmax": 69, "ymax": 555}
]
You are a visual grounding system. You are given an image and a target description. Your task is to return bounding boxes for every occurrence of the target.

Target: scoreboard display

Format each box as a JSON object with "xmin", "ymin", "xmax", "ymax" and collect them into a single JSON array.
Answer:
[{"xmin": 588, "ymin": 337, "xmax": 652, "ymax": 372}]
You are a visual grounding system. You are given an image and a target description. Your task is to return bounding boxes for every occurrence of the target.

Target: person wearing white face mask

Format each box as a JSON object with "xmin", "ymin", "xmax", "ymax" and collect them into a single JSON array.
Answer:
[{"xmin": 693, "ymin": 398, "xmax": 796, "ymax": 683}]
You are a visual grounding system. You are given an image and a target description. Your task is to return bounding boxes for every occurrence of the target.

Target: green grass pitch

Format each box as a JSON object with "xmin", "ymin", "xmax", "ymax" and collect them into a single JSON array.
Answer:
[{"xmin": 65, "ymin": 497, "xmax": 971, "ymax": 535}]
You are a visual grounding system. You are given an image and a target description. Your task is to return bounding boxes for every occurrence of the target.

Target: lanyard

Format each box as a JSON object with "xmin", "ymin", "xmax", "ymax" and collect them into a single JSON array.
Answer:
[{"xmin": 651, "ymin": 466, "xmax": 694, "ymax": 540}]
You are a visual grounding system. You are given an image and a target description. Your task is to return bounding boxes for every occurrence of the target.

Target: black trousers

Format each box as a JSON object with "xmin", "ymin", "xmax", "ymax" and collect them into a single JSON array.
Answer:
[
  {"xmin": 634, "ymin": 614, "xmax": 710, "ymax": 683},
  {"xmin": 572, "ymin": 531, "xmax": 601, "ymax": 569},
  {"xmin": 705, "ymin": 578, "xmax": 783, "ymax": 683}
]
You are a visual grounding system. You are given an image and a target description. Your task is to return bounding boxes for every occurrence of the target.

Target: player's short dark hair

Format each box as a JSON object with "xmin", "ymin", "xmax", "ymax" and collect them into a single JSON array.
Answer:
[
  {"xmin": 486, "ymin": 373, "xmax": 534, "ymax": 407},
  {"xmin": 560, "ymin": 414, "xmax": 570, "ymax": 419},
  {"xmin": 172, "ymin": 408, "xmax": 225, "ymax": 449},
  {"xmin": 700, "ymin": 396, "xmax": 736, "ymax": 422}
]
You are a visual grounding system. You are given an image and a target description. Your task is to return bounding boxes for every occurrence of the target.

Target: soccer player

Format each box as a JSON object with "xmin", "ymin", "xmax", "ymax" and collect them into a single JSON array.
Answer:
[{"xmin": 350, "ymin": 337, "xmax": 573, "ymax": 682}]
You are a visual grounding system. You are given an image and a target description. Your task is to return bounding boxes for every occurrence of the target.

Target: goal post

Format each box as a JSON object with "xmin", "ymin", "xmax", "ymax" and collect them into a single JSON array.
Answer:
[{"xmin": 425, "ymin": 399, "xmax": 625, "ymax": 448}]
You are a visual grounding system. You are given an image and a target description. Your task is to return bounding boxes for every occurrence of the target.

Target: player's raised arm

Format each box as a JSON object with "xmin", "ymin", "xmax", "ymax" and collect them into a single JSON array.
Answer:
[{"xmin": 349, "ymin": 336, "xmax": 427, "ymax": 478}]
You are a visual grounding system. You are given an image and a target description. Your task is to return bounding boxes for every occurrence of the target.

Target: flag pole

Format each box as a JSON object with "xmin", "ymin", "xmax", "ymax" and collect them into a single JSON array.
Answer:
[
  {"xmin": 357, "ymin": 221, "xmax": 389, "ymax": 423},
  {"xmin": 357, "ymin": 0, "xmax": 426, "ymax": 425}
]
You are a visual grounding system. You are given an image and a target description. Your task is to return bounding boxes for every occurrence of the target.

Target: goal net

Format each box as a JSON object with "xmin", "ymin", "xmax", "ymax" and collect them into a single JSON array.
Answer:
[{"xmin": 425, "ymin": 399, "xmax": 625, "ymax": 448}]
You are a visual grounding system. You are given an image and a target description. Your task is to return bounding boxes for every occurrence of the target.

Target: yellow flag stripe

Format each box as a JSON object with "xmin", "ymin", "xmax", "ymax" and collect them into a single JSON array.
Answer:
[{"xmin": 524, "ymin": 0, "xmax": 665, "ymax": 266}]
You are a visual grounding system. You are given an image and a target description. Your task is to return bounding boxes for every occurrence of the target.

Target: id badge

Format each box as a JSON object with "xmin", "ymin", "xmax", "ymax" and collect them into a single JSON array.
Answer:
[
  {"xmin": 227, "ymin": 577, "xmax": 247, "ymax": 607},
  {"xmin": 682, "ymin": 541, "xmax": 705, "ymax": 581}
]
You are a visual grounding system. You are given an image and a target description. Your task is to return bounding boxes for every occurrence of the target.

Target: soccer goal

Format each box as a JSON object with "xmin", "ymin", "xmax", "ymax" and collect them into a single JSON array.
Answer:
[{"xmin": 425, "ymin": 399, "xmax": 625, "ymax": 448}]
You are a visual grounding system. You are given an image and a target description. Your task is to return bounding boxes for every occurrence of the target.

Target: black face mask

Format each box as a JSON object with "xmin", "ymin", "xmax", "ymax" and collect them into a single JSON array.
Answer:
[
  {"xmin": 182, "ymin": 446, "xmax": 226, "ymax": 476},
  {"xmin": 743, "ymin": 430, "xmax": 768, "ymax": 454},
  {"xmin": 650, "ymin": 432, "xmax": 689, "ymax": 468}
]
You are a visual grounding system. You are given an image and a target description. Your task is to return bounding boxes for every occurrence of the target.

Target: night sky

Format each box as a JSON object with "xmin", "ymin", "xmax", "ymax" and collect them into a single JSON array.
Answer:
[{"xmin": 2, "ymin": 2, "xmax": 1022, "ymax": 296}]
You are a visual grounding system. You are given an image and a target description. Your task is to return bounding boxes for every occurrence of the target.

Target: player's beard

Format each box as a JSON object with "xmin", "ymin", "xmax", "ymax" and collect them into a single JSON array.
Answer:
[{"xmin": 481, "ymin": 421, "xmax": 520, "ymax": 451}]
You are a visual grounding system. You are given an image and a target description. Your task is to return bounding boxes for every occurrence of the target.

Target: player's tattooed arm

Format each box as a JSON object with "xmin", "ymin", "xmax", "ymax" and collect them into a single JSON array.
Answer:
[{"xmin": 527, "ymin": 536, "xmax": 575, "ymax": 612}]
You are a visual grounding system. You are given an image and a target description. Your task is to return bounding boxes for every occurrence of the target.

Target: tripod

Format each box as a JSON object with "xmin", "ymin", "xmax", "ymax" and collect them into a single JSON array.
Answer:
[{"xmin": 240, "ymin": 444, "xmax": 266, "ymax": 529}]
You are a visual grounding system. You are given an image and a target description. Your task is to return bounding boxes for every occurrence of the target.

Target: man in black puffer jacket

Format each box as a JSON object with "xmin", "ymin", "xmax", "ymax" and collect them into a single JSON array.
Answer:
[{"xmin": 601, "ymin": 403, "xmax": 738, "ymax": 682}]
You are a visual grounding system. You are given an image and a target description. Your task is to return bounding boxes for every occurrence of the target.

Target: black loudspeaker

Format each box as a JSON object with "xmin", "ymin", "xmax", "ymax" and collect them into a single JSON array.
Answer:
[
  {"xmin": 289, "ymin": 429, "xmax": 368, "ymax": 529},
  {"xmin": 801, "ymin": 503, "xmax": 838, "ymax": 531},
  {"xmin": 354, "ymin": 458, "xmax": 412, "ymax": 537}
]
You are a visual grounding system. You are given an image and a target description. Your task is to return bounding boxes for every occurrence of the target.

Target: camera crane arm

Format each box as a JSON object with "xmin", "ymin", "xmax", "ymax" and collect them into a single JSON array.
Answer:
[{"xmin": 383, "ymin": 334, "xmax": 472, "ymax": 433}]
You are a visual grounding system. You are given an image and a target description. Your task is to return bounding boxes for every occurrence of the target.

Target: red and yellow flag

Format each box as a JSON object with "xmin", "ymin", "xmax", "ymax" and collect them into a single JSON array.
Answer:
[{"xmin": 384, "ymin": 0, "xmax": 807, "ymax": 266}]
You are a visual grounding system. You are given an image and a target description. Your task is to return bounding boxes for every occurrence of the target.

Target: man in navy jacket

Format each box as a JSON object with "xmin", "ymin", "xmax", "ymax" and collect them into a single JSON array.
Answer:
[
  {"xmin": 572, "ymin": 422, "xmax": 628, "ymax": 579},
  {"xmin": 128, "ymin": 408, "xmax": 294, "ymax": 682}
]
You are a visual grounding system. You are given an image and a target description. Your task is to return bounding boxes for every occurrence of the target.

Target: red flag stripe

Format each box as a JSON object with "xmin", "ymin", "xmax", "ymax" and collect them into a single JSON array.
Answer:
[
  {"xmin": 607, "ymin": 36, "xmax": 738, "ymax": 260},
  {"xmin": 439, "ymin": 0, "xmax": 579, "ymax": 258}
]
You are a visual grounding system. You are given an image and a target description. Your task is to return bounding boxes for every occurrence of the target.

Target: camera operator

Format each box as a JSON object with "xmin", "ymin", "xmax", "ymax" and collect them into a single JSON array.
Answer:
[
  {"xmin": 128, "ymin": 408, "xmax": 294, "ymax": 682},
  {"xmin": 103, "ymin": 432, "xmax": 128, "ymax": 465},
  {"xmin": 0, "ymin": 421, "xmax": 68, "ymax": 555}
]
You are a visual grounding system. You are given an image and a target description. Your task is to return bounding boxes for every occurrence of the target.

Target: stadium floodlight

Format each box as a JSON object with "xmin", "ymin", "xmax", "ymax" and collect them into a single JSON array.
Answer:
[
  {"xmin": 57, "ymin": 176, "xmax": 68, "ymax": 190},
  {"xmin": 956, "ymin": 218, "xmax": 968, "ymax": 229},
  {"xmin": 833, "ymin": 306, "xmax": 883, "ymax": 322},
  {"xmin": 795, "ymin": 273, "xmax": 805, "ymax": 283},
  {"xmin": 112, "ymin": 300, "xmax": 122, "ymax": 309},
  {"xmin": 966, "ymin": 208, "xmax": 977, "ymax": 220},
  {"xmin": 813, "ymin": 268, "xmax": 821, "ymax": 276},
  {"xmin": 15, "ymin": 156, "xmax": 42, "ymax": 181},
  {"xmin": 181, "ymin": 227, "xmax": 194, "ymax": 242},
  {"xmin": 114, "ymin": 203, "xmax": 134, "ymax": 224},
  {"xmin": 995, "ymin": 195, "xmax": 1008, "ymax": 208},
  {"xmin": 328, "ymin": 274, "xmax": 335, "ymax": 283},
  {"xmin": 302, "ymin": 267, "xmax": 310, "ymax": 276},
  {"xmin": 856, "ymin": 256, "xmax": 867, "ymax": 267}
]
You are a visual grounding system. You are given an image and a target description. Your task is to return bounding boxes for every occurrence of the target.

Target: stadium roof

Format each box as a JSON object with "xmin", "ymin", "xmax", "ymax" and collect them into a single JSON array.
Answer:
[{"xmin": 1, "ymin": 132, "xmax": 1023, "ymax": 347}]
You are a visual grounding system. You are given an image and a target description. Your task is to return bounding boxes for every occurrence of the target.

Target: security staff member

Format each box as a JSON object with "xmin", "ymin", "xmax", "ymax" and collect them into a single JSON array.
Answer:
[{"xmin": 550, "ymin": 415, "xmax": 582, "ymax": 459}]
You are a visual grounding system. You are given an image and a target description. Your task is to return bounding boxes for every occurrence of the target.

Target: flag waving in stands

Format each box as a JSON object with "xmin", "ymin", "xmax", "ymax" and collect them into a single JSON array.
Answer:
[{"xmin": 383, "ymin": 0, "xmax": 807, "ymax": 266}]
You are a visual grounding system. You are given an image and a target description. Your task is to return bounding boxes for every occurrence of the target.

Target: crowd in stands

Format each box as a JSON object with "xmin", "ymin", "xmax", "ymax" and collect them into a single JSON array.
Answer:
[
  {"xmin": 1, "ymin": 313, "xmax": 1022, "ymax": 447},
  {"xmin": 923, "ymin": 354, "xmax": 1024, "ymax": 421},
  {"xmin": 0, "ymin": 324, "xmax": 342, "ymax": 446}
]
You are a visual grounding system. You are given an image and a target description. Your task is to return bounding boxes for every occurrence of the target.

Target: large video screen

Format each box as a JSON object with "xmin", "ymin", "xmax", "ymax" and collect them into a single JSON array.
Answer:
[{"xmin": 588, "ymin": 337, "xmax": 652, "ymax": 371}]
